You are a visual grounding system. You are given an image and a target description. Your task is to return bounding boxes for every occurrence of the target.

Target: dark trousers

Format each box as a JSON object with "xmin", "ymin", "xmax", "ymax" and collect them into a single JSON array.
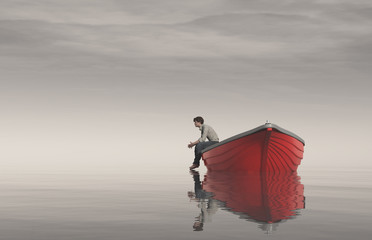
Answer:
[{"xmin": 193, "ymin": 141, "xmax": 218, "ymax": 165}]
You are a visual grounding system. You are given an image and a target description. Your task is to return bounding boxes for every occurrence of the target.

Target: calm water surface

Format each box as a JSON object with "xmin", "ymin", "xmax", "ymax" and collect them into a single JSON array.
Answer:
[{"xmin": 0, "ymin": 168, "xmax": 371, "ymax": 240}]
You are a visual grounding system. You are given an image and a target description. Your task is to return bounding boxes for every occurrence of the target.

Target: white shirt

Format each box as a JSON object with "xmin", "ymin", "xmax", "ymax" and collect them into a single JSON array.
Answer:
[{"xmin": 198, "ymin": 124, "xmax": 219, "ymax": 142}]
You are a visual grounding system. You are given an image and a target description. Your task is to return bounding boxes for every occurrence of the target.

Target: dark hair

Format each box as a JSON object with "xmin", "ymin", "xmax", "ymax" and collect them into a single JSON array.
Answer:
[{"xmin": 193, "ymin": 116, "xmax": 204, "ymax": 124}]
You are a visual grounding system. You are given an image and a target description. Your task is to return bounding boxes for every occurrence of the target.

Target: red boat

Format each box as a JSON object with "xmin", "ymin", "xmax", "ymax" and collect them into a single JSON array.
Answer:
[
  {"xmin": 201, "ymin": 123, "xmax": 305, "ymax": 172},
  {"xmin": 201, "ymin": 170, "xmax": 305, "ymax": 232}
]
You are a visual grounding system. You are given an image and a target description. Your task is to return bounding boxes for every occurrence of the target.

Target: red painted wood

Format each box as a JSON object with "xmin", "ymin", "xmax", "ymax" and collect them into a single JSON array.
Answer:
[{"xmin": 202, "ymin": 127, "xmax": 304, "ymax": 172}]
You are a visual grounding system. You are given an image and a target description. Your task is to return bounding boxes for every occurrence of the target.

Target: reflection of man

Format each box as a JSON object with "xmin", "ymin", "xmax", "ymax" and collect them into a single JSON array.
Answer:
[
  {"xmin": 188, "ymin": 116, "xmax": 219, "ymax": 170},
  {"xmin": 188, "ymin": 170, "xmax": 218, "ymax": 231}
]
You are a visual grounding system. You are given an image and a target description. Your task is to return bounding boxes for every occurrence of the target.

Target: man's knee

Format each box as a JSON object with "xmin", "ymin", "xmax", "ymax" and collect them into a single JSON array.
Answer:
[{"xmin": 195, "ymin": 142, "xmax": 204, "ymax": 153}]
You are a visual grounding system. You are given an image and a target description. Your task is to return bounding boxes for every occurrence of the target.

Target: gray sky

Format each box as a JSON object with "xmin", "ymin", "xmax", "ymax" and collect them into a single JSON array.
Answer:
[{"xmin": 1, "ymin": 0, "xmax": 372, "ymax": 173}]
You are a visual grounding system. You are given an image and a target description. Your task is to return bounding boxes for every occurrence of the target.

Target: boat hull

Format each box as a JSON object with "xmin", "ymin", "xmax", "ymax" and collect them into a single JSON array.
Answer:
[{"xmin": 201, "ymin": 124, "xmax": 304, "ymax": 172}]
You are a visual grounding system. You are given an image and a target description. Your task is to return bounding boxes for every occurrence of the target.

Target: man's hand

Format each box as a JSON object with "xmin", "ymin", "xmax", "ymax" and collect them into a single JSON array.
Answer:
[{"xmin": 188, "ymin": 140, "xmax": 199, "ymax": 148}]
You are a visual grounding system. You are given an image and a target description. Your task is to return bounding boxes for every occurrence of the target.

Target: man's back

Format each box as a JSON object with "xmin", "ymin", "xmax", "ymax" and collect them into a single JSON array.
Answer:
[{"xmin": 199, "ymin": 124, "xmax": 219, "ymax": 142}]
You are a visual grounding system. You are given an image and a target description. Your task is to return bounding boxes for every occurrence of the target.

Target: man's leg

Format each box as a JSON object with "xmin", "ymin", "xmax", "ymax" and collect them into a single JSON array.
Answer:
[
  {"xmin": 193, "ymin": 142, "xmax": 205, "ymax": 166},
  {"xmin": 192, "ymin": 141, "xmax": 219, "ymax": 166},
  {"xmin": 204, "ymin": 141, "xmax": 218, "ymax": 149}
]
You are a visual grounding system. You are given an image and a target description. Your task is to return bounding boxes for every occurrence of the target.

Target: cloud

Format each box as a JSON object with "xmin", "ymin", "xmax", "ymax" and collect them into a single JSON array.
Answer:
[
  {"xmin": 0, "ymin": 0, "xmax": 146, "ymax": 25},
  {"xmin": 0, "ymin": 0, "xmax": 234, "ymax": 25},
  {"xmin": 1, "ymin": 0, "xmax": 372, "ymax": 84},
  {"xmin": 1, "ymin": 11, "xmax": 368, "ymax": 73}
]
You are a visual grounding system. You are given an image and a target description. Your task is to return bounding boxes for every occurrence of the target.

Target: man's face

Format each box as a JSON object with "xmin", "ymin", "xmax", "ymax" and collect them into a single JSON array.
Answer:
[{"xmin": 194, "ymin": 121, "xmax": 202, "ymax": 128}]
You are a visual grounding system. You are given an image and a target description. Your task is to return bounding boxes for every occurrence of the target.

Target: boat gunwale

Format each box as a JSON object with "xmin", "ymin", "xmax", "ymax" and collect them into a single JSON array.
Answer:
[{"xmin": 201, "ymin": 123, "xmax": 305, "ymax": 154}]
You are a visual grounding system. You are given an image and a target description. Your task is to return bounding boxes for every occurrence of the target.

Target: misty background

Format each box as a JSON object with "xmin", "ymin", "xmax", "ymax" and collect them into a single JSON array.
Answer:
[{"xmin": 1, "ymin": 0, "xmax": 371, "ymax": 175}]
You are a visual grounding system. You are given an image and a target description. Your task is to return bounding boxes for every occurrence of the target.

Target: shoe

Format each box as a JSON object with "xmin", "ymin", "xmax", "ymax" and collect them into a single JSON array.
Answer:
[{"xmin": 189, "ymin": 164, "xmax": 199, "ymax": 170}]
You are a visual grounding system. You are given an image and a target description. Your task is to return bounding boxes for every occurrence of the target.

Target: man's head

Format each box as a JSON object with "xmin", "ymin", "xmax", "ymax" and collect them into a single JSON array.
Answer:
[{"xmin": 193, "ymin": 116, "xmax": 204, "ymax": 127}]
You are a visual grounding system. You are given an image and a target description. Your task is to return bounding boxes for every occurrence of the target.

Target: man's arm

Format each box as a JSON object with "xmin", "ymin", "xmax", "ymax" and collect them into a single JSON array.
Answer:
[
  {"xmin": 188, "ymin": 125, "xmax": 205, "ymax": 148},
  {"xmin": 188, "ymin": 140, "xmax": 199, "ymax": 148},
  {"xmin": 199, "ymin": 125, "xmax": 208, "ymax": 143}
]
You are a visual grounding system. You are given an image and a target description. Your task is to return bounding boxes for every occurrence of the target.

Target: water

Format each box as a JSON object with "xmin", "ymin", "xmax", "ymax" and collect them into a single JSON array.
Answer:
[{"xmin": 0, "ymin": 167, "xmax": 371, "ymax": 240}]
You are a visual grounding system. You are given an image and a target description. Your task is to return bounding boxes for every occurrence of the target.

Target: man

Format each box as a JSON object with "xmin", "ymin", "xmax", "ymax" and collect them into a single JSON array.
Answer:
[{"xmin": 188, "ymin": 116, "xmax": 219, "ymax": 169}]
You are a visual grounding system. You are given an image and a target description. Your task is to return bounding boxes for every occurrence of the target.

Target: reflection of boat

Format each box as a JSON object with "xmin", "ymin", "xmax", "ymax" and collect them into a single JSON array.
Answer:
[
  {"xmin": 202, "ymin": 170, "xmax": 305, "ymax": 232},
  {"xmin": 201, "ymin": 123, "xmax": 305, "ymax": 172}
]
